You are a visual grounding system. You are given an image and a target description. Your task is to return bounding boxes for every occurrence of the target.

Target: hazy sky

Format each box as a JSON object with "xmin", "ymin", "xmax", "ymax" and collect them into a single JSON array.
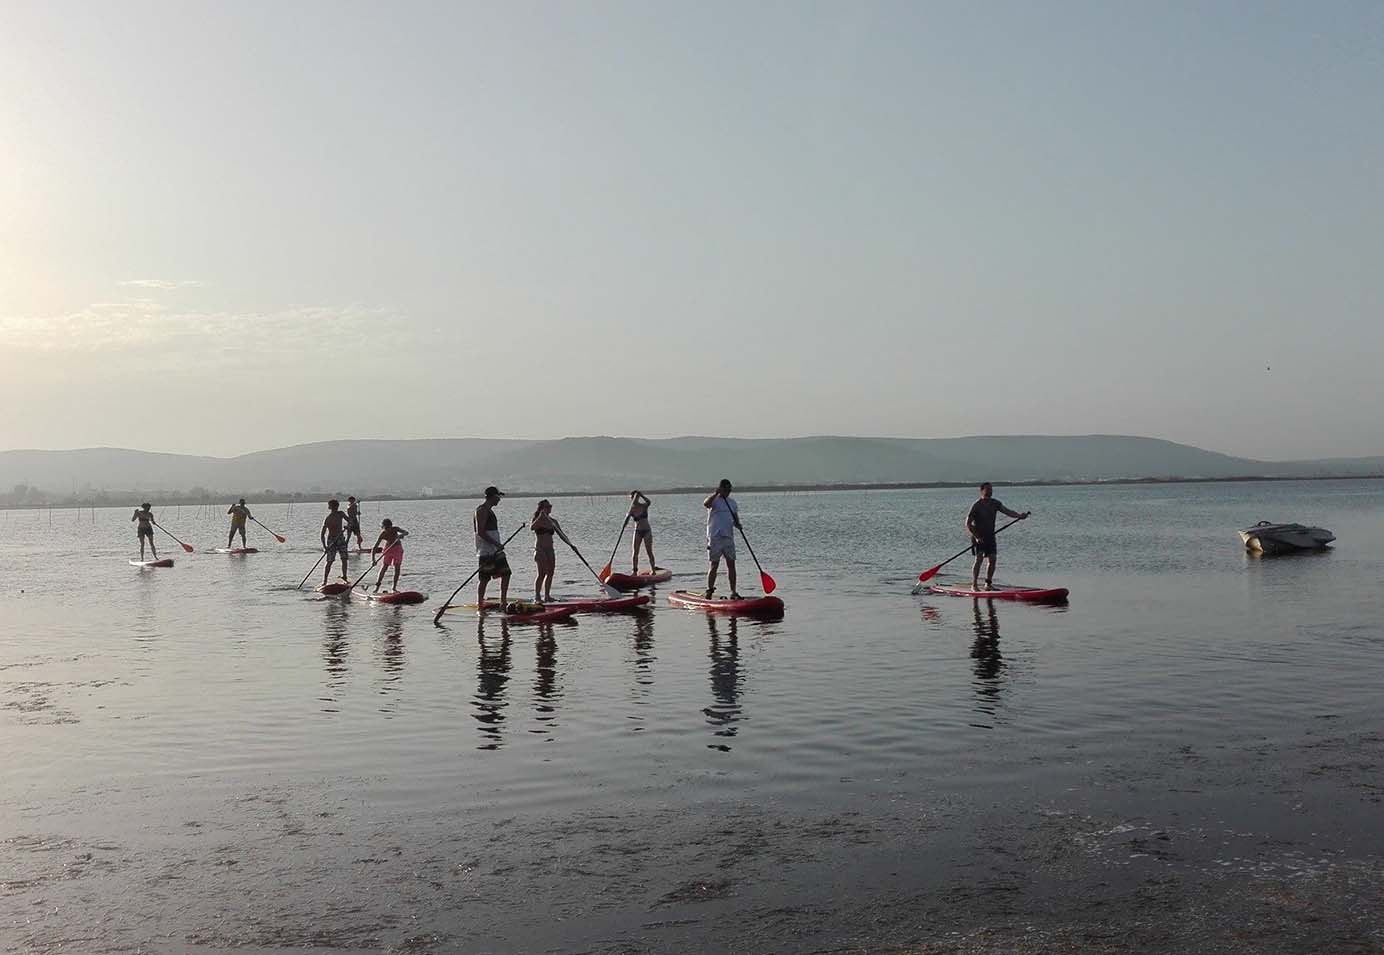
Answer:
[{"xmin": 2, "ymin": 1, "xmax": 1380, "ymax": 459}]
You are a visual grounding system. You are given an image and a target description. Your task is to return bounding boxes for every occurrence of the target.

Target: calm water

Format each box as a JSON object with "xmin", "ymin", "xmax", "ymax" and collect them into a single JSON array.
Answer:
[{"xmin": 4, "ymin": 481, "xmax": 1384, "ymax": 953}]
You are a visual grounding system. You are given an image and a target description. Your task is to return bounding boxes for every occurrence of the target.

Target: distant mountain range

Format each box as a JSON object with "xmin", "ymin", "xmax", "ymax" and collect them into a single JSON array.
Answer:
[{"xmin": 2, "ymin": 435, "xmax": 1382, "ymax": 505}]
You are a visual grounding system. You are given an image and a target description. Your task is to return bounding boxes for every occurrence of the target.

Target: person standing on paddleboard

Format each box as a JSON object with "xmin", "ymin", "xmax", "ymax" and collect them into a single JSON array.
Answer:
[
  {"xmin": 320, "ymin": 499, "xmax": 351, "ymax": 585},
  {"xmin": 530, "ymin": 499, "xmax": 575, "ymax": 603},
  {"xmin": 628, "ymin": 490, "xmax": 657, "ymax": 574},
  {"xmin": 369, "ymin": 518, "xmax": 409, "ymax": 593},
  {"xmin": 346, "ymin": 496, "xmax": 364, "ymax": 549},
  {"xmin": 703, "ymin": 479, "xmax": 742, "ymax": 600},
  {"xmin": 966, "ymin": 482, "xmax": 1029, "ymax": 591},
  {"xmin": 226, "ymin": 499, "xmax": 252, "ymax": 550},
  {"xmin": 132, "ymin": 503, "xmax": 158, "ymax": 561},
  {"xmin": 475, "ymin": 486, "xmax": 512, "ymax": 610}
]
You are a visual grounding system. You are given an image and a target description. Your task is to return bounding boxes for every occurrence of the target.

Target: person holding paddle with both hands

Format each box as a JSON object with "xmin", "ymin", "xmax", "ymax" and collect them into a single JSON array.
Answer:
[
  {"xmin": 368, "ymin": 518, "xmax": 409, "ymax": 594},
  {"xmin": 319, "ymin": 499, "xmax": 351, "ymax": 587},
  {"xmin": 703, "ymin": 479, "xmax": 743, "ymax": 600},
  {"xmin": 967, "ymin": 482, "xmax": 1029, "ymax": 591},
  {"xmin": 132, "ymin": 503, "xmax": 159, "ymax": 561}
]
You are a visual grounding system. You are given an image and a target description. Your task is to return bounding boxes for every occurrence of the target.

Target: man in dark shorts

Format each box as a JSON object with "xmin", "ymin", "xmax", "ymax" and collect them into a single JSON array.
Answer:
[
  {"xmin": 346, "ymin": 496, "xmax": 363, "ymax": 549},
  {"xmin": 474, "ymin": 486, "xmax": 511, "ymax": 609},
  {"xmin": 320, "ymin": 498, "xmax": 351, "ymax": 586},
  {"xmin": 966, "ymin": 482, "xmax": 1029, "ymax": 591}
]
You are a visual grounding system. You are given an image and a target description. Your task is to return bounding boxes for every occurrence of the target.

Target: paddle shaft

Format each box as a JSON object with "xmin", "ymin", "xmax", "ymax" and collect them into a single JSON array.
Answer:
[
  {"xmin": 153, "ymin": 521, "xmax": 194, "ymax": 552},
  {"xmin": 918, "ymin": 516, "xmax": 1024, "ymax": 583},
  {"xmin": 565, "ymin": 539, "xmax": 621, "ymax": 595},
  {"xmin": 735, "ymin": 525, "xmax": 777, "ymax": 594},
  {"xmin": 297, "ymin": 550, "xmax": 329, "ymax": 590},
  {"xmin": 251, "ymin": 516, "xmax": 286, "ymax": 543},
  {"xmin": 432, "ymin": 524, "xmax": 526, "ymax": 626},
  {"xmin": 599, "ymin": 516, "xmax": 631, "ymax": 580}
]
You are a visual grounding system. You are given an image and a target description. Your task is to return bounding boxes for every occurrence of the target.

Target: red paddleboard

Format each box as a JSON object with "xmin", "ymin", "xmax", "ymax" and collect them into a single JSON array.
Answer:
[
  {"xmin": 544, "ymin": 594, "xmax": 650, "ymax": 613},
  {"xmin": 214, "ymin": 547, "xmax": 259, "ymax": 555},
  {"xmin": 354, "ymin": 589, "xmax": 426, "ymax": 605},
  {"xmin": 928, "ymin": 583, "xmax": 1069, "ymax": 603},
  {"xmin": 460, "ymin": 602, "xmax": 579, "ymax": 624},
  {"xmin": 130, "ymin": 558, "xmax": 174, "ymax": 568},
  {"xmin": 667, "ymin": 590, "xmax": 784, "ymax": 616},
  {"xmin": 316, "ymin": 581, "xmax": 351, "ymax": 596},
  {"xmin": 604, "ymin": 568, "xmax": 673, "ymax": 591}
]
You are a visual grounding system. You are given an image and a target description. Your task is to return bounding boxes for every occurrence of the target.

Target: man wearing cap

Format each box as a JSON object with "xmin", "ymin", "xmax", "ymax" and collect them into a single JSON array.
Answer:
[{"xmin": 474, "ymin": 486, "xmax": 512, "ymax": 609}]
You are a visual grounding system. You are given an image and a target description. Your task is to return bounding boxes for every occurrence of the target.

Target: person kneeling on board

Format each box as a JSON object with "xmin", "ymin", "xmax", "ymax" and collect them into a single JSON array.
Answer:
[
  {"xmin": 132, "ymin": 503, "xmax": 158, "ymax": 561},
  {"xmin": 703, "ymin": 479, "xmax": 742, "ymax": 600},
  {"xmin": 966, "ymin": 482, "xmax": 1029, "ymax": 591},
  {"xmin": 320, "ymin": 499, "xmax": 351, "ymax": 586},
  {"xmin": 369, "ymin": 519, "xmax": 409, "ymax": 593}
]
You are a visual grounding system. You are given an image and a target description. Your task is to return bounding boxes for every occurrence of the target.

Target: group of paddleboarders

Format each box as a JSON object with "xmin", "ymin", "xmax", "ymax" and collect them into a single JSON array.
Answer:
[
  {"xmin": 131, "ymin": 480, "xmax": 1032, "ymax": 601},
  {"xmin": 318, "ymin": 497, "xmax": 409, "ymax": 593}
]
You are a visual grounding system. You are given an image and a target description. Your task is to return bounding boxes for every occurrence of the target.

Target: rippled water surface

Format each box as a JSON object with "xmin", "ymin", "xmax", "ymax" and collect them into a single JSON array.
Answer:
[{"xmin": 4, "ymin": 481, "xmax": 1384, "ymax": 953}]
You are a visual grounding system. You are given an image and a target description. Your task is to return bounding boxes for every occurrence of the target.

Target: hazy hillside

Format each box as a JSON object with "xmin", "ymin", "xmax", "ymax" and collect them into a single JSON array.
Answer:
[{"xmin": 2, "ymin": 435, "xmax": 1382, "ymax": 505}]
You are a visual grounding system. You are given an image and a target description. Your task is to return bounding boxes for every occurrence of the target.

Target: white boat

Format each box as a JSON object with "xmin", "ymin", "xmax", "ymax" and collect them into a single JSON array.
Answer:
[{"xmin": 1239, "ymin": 521, "xmax": 1335, "ymax": 555}]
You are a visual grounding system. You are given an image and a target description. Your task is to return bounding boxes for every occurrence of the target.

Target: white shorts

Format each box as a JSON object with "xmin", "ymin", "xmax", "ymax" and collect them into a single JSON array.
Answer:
[{"xmin": 708, "ymin": 536, "xmax": 736, "ymax": 562}]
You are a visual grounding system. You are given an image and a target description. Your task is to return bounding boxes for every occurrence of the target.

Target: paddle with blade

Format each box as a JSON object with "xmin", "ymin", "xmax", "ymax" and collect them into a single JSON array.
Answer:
[
  {"xmin": 252, "ymin": 517, "xmax": 287, "ymax": 544},
  {"xmin": 563, "ymin": 538, "xmax": 624, "ymax": 598},
  {"xmin": 910, "ymin": 516, "xmax": 1025, "ymax": 595},
  {"xmin": 154, "ymin": 522, "xmax": 195, "ymax": 553},
  {"xmin": 297, "ymin": 549, "xmax": 330, "ymax": 590},
  {"xmin": 433, "ymin": 524, "xmax": 526, "ymax": 626},
  {"xmin": 597, "ymin": 516, "xmax": 631, "ymax": 583},
  {"xmin": 735, "ymin": 526, "xmax": 777, "ymax": 595}
]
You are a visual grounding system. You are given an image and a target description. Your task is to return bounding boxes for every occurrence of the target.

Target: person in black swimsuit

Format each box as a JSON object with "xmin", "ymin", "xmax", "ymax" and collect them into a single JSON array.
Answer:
[
  {"xmin": 966, "ymin": 482, "xmax": 1029, "ymax": 591},
  {"xmin": 628, "ymin": 490, "xmax": 656, "ymax": 574}
]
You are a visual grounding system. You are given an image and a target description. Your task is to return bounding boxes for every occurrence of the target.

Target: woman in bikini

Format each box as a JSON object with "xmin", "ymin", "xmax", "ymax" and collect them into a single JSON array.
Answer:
[
  {"xmin": 530, "ymin": 499, "xmax": 574, "ymax": 603},
  {"xmin": 628, "ymin": 490, "xmax": 656, "ymax": 574}
]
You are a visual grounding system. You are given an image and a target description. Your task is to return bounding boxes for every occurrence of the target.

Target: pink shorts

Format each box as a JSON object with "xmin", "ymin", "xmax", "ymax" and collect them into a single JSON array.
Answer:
[{"xmin": 382, "ymin": 544, "xmax": 403, "ymax": 567}]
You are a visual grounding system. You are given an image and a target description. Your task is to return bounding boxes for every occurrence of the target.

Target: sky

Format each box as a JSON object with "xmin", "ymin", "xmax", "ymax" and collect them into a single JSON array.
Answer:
[{"xmin": 1, "ymin": 0, "xmax": 1381, "ymax": 460}]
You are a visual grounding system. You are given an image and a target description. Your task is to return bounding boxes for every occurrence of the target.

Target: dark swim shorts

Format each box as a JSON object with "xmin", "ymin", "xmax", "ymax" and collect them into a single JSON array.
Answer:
[
  {"xmin": 972, "ymin": 535, "xmax": 997, "ymax": 558},
  {"xmin": 478, "ymin": 552, "xmax": 512, "ymax": 580}
]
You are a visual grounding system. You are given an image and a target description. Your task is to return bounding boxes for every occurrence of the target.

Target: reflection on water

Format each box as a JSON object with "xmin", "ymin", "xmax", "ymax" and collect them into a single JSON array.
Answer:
[
  {"xmin": 320, "ymin": 599, "xmax": 351, "ymax": 713},
  {"xmin": 375, "ymin": 614, "xmax": 406, "ymax": 716},
  {"xmin": 629, "ymin": 611, "xmax": 657, "ymax": 725},
  {"xmin": 474, "ymin": 618, "xmax": 512, "ymax": 751},
  {"xmin": 704, "ymin": 615, "xmax": 743, "ymax": 751},
  {"xmin": 531, "ymin": 630, "xmax": 560, "ymax": 739},
  {"xmin": 969, "ymin": 599, "xmax": 1005, "ymax": 729}
]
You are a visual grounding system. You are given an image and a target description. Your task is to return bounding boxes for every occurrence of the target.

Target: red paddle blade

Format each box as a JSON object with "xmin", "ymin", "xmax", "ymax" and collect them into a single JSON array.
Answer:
[
  {"xmin": 917, "ymin": 564, "xmax": 943, "ymax": 584},
  {"xmin": 760, "ymin": 570, "xmax": 777, "ymax": 594},
  {"xmin": 598, "ymin": 562, "xmax": 613, "ymax": 582},
  {"xmin": 181, "ymin": 542, "xmax": 195, "ymax": 553},
  {"xmin": 274, "ymin": 534, "xmax": 286, "ymax": 543}
]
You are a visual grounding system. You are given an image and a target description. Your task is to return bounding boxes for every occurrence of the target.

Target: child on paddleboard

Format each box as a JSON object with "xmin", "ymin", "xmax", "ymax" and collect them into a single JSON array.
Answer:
[
  {"xmin": 227, "ymin": 499, "xmax": 252, "ymax": 549},
  {"xmin": 320, "ymin": 499, "xmax": 351, "ymax": 585},
  {"xmin": 132, "ymin": 503, "xmax": 157, "ymax": 560},
  {"xmin": 628, "ymin": 490, "xmax": 657, "ymax": 574},
  {"xmin": 530, "ymin": 499, "xmax": 575, "ymax": 603},
  {"xmin": 369, "ymin": 519, "xmax": 409, "ymax": 593}
]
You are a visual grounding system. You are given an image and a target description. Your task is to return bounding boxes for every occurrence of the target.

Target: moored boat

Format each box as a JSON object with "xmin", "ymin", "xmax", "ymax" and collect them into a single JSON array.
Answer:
[{"xmin": 1239, "ymin": 521, "xmax": 1335, "ymax": 555}]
